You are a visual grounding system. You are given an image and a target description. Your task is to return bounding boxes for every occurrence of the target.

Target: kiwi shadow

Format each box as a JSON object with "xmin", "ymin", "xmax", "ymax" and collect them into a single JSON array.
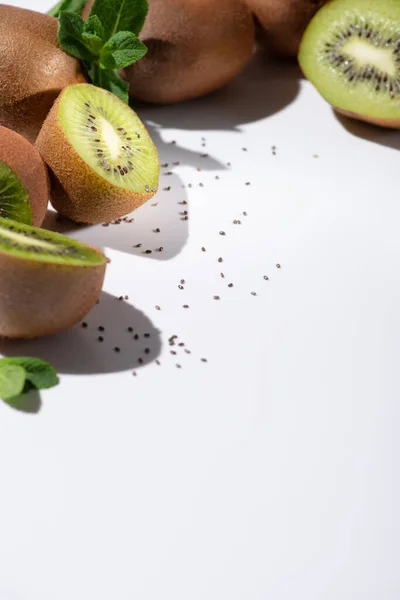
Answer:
[
  {"xmin": 0, "ymin": 292, "xmax": 162, "ymax": 375},
  {"xmin": 2, "ymin": 390, "xmax": 41, "ymax": 414},
  {"xmin": 43, "ymin": 167, "xmax": 190, "ymax": 260},
  {"xmin": 134, "ymin": 51, "xmax": 301, "ymax": 133},
  {"xmin": 334, "ymin": 111, "xmax": 400, "ymax": 151}
]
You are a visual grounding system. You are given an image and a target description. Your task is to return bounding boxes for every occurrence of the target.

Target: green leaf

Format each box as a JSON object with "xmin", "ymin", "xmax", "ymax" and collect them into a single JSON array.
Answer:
[
  {"xmin": 2, "ymin": 358, "xmax": 59, "ymax": 391},
  {"xmin": 0, "ymin": 363, "xmax": 26, "ymax": 401},
  {"xmin": 58, "ymin": 11, "xmax": 96, "ymax": 62},
  {"xmin": 82, "ymin": 15, "xmax": 106, "ymax": 55},
  {"xmin": 88, "ymin": 65, "xmax": 130, "ymax": 102},
  {"xmin": 89, "ymin": 0, "xmax": 149, "ymax": 38},
  {"xmin": 47, "ymin": 0, "xmax": 87, "ymax": 18},
  {"xmin": 99, "ymin": 31, "xmax": 147, "ymax": 70}
]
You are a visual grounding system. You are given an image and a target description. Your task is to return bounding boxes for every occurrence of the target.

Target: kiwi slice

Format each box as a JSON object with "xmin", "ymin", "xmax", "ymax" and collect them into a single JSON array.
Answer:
[
  {"xmin": 299, "ymin": 0, "xmax": 400, "ymax": 128},
  {"xmin": 0, "ymin": 217, "xmax": 107, "ymax": 339},
  {"xmin": 36, "ymin": 84, "xmax": 160, "ymax": 224},
  {"xmin": 0, "ymin": 126, "xmax": 49, "ymax": 227}
]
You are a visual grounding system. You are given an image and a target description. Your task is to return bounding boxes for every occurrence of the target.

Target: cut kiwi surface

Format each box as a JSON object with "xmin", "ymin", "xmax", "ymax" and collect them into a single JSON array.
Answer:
[
  {"xmin": 0, "ymin": 217, "xmax": 107, "ymax": 339},
  {"xmin": 0, "ymin": 161, "xmax": 32, "ymax": 225},
  {"xmin": 36, "ymin": 84, "xmax": 160, "ymax": 224},
  {"xmin": 299, "ymin": 0, "xmax": 400, "ymax": 127}
]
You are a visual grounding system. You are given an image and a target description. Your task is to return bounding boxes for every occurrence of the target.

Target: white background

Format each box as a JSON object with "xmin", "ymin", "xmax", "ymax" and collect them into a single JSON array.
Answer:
[{"xmin": 1, "ymin": 1, "xmax": 399, "ymax": 598}]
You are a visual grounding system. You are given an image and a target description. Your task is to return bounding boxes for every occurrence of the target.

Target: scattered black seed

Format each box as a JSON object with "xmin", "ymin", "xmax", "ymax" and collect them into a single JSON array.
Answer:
[
  {"xmin": 183, "ymin": 305, "xmax": 190, "ymax": 309},
  {"xmin": 144, "ymin": 348, "xmax": 150, "ymax": 355},
  {"xmin": 276, "ymin": 264, "xmax": 281, "ymax": 269},
  {"xmin": 202, "ymin": 247, "xmax": 207, "ymax": 252},
  {"xmin": 164, "ymin": 171, "xmax": 173, "ymax": 176},
  {"xmin": 171, "ymin": 140, "xmax": 176, "ymax": 145},
  {"xmin": 124, "ymin": 295, "xmax": 129, "ymax": 300},
  {"xmin": 156, "ymin": 360, "xmax": 161, "ymax": 366},
  {"xmin": 154, "ymin": 228, "xmax": 161, "ymax": 233},
  {"xmin": 134, "ymin": 334, "xmax": 139, "ymax": 340},
  {"xmin": 119, "ymin": 296, "xmax": 124, "ymax": 301},
  {"xmin": 251, "ymin": 291, "xmax": 257, "ymax": 296},
  {"xmin": 242, "ymin": 147, "xmax": 247, "ymax": 152},
  {"xmin": 243, "ymin": 212, "xmax": 248, "ymax": 216},
  {"xmin": 134, "ymin": 243, "xmax": 142, "ymax": 248},
  {"xmin": 155, "ymin": 305, "xmax": 161, "ymax": 310},
  {"xmin": 82, "ymin": 322, "xmax": 88, "ymax": 328},
  {"xmin": 228, "ymin": 283, "xmax": 234, "ymax": 288},
  {"xmin": 132, "ymin": 371, "xmax": 137, "ymax": 376},
  {"xmin": 201, "ymin": 153, "xmax": 208, "ymax": 158},
  {"xmin": 227, "ymin": 162, "xmax": 231, "ymax": 166},
  {"xmin": 199, "ymin": 183, "xmax": 204, "ymax": 187},
  {"xmin": 219, "ymin": 231, "xmax": 226, "ymax": 236},
  {"xmin": 173, "ymin": 161, "xmax": 180, "ymax": 166},
  {"xmin": 180, "ymin": 279, "xmax": 185, "ymax": 284},
  {"xmin": 313, "ymin": 154, "xmax": 319, "ymax": 159},
  {"xmin": 114, "ymin": 347, "xmax": 120, "ymax": 353},
  {"xmin": 220, "ymin": 273, "xmax": 225, "ymax": 278},
  {"xmin": 98, "ymin": 336, "xmax": 104, "ymax": 342},
  {"xmin": 171, "ymin": 350, "xmax": 177, "ymax": 355},
  {"xmin": 185, "ymin": 349, "xmax": 191, "ymax": 354},
  {"xmin": 178, "ymin": 285, "xmax": 184, "ymax": 290},
  {"xmin": 215, "ymin": 175, "xmax": 220, "ymax": 180},
  {"xmin": 188, "ymin": 183, "xmax": 192, "ymax": 188},
  {"xmin": 245, "ymin": 182, "xmax": 251, "ymax": 186},
  {"xmin": 213, "ymin": 295, "xmax": 220, "ymax": 300},
  {"xmin": 145, "ymin": 249, "xmax": 152, "ymax": 254},
  {"xmin": 128, "ymin": 327, "xmax": 134, "ymax": 333},
  {"xmin": 264, "ymin": 276, "xmax": 269, "ymax": 281},
  {"xmin": 218, "ymin": 257, "xmax": 223, "ymax": 263},
  {"xmin": 157, "ymin": 247, "xmax": 164, "ymax": 252},
  {"xmin": 138, "ymin": 358, "xmax": 144, "ymax": 364},
  {"xmin": 163, "ymin": 186, "xmax": 171, "ymax": 191},
  {"xmin": 98, "ymin": 326, "xmax": 105, "ymax": 332},
  {"xmin": 178, "ymin": 342, "xmax": 185, "ymax": 347},
  {"xmin": 201, "ymin": 358, "xmax": 208, "ymax": 363},
  {"xmin": 176, "ymin": 364, "xmax": 182, "ymax": 369}
]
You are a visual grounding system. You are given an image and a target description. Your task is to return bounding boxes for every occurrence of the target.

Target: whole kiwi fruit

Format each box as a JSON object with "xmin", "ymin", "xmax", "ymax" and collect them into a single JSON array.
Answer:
[
  {"xmin": 83, "ymin": 0, "xmax": 255, "ymax": 104},
  {"xmin": 248, "ymin": 0, "xmax": 326, "ymax": 58},
  {"xmin": 299, "ymin": 0, "xmax": 400, "ymax": 128},
  {"xmin": 0, "ymin": 5, "xmax": 86, "ymax": 143},
  {"xmin": 0, "ymin": 217, "xmax": 108, "ymax": 339},
  {"xmin": 0, "ymin": 126, "xmax": 49, "ymax": 227},
  {"xmin": 36, "ymin": 84, "xmax": 160, "ymax": 224}
]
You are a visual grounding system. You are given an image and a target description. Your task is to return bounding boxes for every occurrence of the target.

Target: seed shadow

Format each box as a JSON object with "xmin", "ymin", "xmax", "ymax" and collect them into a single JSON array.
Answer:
[
  {"xmin": 133, "ymin": 52, "xmax": 301, "ymax": 133},
  {"xmin": 0, "ymin": 292, "xmax": 162, "ymax": 375},
  {"xmin": 334, "ymin": 111, "xmax": 400, "ymax": 151},
  {"xmin": 2, "ymin": 390, "xmax": 41, "ymax": 414}
]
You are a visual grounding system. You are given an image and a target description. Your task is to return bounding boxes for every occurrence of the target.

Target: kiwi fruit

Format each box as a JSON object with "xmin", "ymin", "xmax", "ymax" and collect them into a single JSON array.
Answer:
[
  {"xmin": 0, "ymin": 126, "xmax": 49, "ymax": 227},
  {"xmin": 299, "ymin": 0, "xmax": 400, "ymax": 128},
  {"xmin": 0, "ymin": 5, "xmax": 85, "ymax": 143},
  {"xmin": 83, "ymin": 0, "xmax": 255, "ymax": 104},
  {"xmin": 249, "ymin": 0, "xmax": 326, "ymax": 58},
  {"xmin": 36, "ymin": 84, "xmax": 160, "ymax": 224},
  {"xmin": 0, "ymin": 217, "xmax": 107, "ymax": 339}
]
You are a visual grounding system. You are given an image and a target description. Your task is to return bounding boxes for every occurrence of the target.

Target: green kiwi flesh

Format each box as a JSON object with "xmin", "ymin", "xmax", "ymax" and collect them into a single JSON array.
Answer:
[
  {"xmin": 0, "ymin": 217, "xmax": 104, "ymax": 267},
  {"xmin": 59, "ymin": 85, "xmax": 159, "ymax": 194},
  {"xmin": 0, "ymin": 161, "xmax": 32, "ymax": 225},
  {"xmin": 299, "ymin": 0, "xmax": 400, "ymax": 127}
]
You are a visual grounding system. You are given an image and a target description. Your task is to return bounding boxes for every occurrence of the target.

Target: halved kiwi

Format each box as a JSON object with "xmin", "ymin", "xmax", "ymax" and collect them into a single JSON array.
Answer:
[
  {"xmin": 0, "ymin": 6, "xmax": 85, "ymax": 143},
  {"xmin": 299, "ymin": 0, "xmax": 400, "ymax": 128},
  {"xmin": 0, "ymin": 217, "xmax": 108, "ymax": 339},
  {"xmin": 0, "ymin": 126, "xmax": 49, "ymax": 226},
  {"xmin": 36, "ymin": 84, "xmax": 160, "ymax": 224}
]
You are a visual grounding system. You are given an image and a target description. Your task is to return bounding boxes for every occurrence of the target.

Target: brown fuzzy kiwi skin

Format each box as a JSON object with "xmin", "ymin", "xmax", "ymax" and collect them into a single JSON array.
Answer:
[
  {"xmin": 0, "ymin": 5, "xmax": 86, "ymax": 143},
  {"xmin": 250, "ymin": 0, "xmax": 326, "ymax": 58},
  {"xmin": 35, "ymin": 89, "xmax": 158, "ymax": 225},
  {"xmin": 83, "ymin": 0, "xmax": 255, "ymax": 104},
  {"xmin": 0, "ymin": 249, "xmax": 107, "ymax": 339},
  {"xmin": 334, "ymin": 108, "xmax": 400, "ymax": 130},
  {"xmin": 0, "ymin": 126, "xmax": 49, "ymax": 227}
]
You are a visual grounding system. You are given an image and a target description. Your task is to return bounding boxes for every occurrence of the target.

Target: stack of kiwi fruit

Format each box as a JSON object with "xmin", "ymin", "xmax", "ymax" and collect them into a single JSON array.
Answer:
[{"xmin": 1, "ymin": 0, "xmax": 400, "ymax": 340}]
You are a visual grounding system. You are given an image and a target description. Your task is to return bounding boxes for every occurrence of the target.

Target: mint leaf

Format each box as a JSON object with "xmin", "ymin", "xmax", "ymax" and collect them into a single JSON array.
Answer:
[
  {"xmin": 3, "ymin": 358, "xmax": 59, "ymax": 391},
  {"xmin": 82, "ymin": 15, "xmax": 105, "ymax": 55},
  {"xmin": 48, "ymin": 0, "xmax": 87, "ymax": 18},
  {"xmin": 0, "ymin": 364, "xmax": 26, "ymax": 401},
  {"xmin": 90, "ymin": 0, "xmax": 149, "ymax": 38},
  {"xmin": 99, "ymin": 31, "xmax": 147, "ymax": 70},
  {"xmin": 58, "ymin": 11, "xmax": 96, "ymax": 62},
  {"xmin": 88, "ymin": 65, "xmax": 130, "ymax": 102}
]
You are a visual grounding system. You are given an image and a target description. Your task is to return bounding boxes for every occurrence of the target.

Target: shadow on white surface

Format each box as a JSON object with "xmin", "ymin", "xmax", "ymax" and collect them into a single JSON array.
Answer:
[
  {"xmin": 136, "ymin": 53, "xmax": 301, "ymax": 132},
  {"xmin": 0, "ymin": 292, "xmax": 162, "ymax": 376},
  {"xmin": 334, "ymin": 111, "xmax": 400, "ymax": 151}
]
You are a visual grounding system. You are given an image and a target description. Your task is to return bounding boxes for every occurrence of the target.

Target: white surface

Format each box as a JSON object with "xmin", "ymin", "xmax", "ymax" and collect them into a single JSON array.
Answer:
[{"xmin": 1, "ymin": 1, "xmax": 400, "ymax": 598}]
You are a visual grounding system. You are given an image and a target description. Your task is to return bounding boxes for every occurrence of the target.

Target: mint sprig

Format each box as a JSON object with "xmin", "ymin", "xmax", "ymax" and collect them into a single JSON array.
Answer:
[
  {"xmin": 48, "ymin": 0, "xmax": 88, "ymax": 18},
  {"xmin": 51, "ymin": 0, "xmax": 149, "ymax": 103},
  {"xmin": 0, "ymin": 357, "xmax": 59, "ymax": 402}
]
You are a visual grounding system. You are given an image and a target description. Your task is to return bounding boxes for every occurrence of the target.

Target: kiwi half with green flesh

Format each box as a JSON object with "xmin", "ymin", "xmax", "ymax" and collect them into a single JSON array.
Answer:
[
  {"xmin": 0, "ymin": 5, "xmax": 85, "ymax": 143},
  {"xmin": 0, "ymin": 126, "xmax": 49, "ymax": 227},
  {"xmin": 0, "ymin": 217, "xmax": 107, "ymax": 339},
  {"xmin": 36, "ymin": 84, "xmax": 160, "ymax": 224},
  {"xmin": 299, "ymin": 0, "xmax": 400, "ymax": 128},
  {"xmin": 83, "ymin": 0, "xmax": 255, "ymax": 104},
  {"xmin": 251, "ymin": 0, "xmax": 326, "ymax": 58}
]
